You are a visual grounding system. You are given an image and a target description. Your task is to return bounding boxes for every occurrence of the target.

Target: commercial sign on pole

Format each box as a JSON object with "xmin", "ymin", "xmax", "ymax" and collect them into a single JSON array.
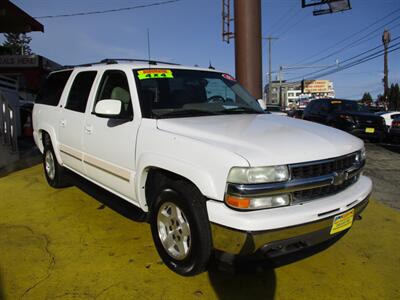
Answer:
[
  {"xmin": 302, "ymin": 80, "xmax": 331, "ymax": 93},
  {"xmin": 0, "ymin": 55, "xmax": 39, "ymax": 68}
]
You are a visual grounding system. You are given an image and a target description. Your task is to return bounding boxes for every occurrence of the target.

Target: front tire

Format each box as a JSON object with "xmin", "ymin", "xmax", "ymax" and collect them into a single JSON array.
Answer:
[{"xmin": 149, "ymin": 180, "xmax": 212, "ymax": 276}]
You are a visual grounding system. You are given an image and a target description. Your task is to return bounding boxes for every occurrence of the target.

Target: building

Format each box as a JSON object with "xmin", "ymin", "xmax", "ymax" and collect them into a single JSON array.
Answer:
[
  {"xmin": 265, "ymin": 79, "xmax": 335, "ymax": 109},
  {"xmin": 0, "ymin": 55, "xmax": 61, "ymax": 101},
  {"xmin": 264, "ymin": 80, "xmax": 301, "ymax": 108}
]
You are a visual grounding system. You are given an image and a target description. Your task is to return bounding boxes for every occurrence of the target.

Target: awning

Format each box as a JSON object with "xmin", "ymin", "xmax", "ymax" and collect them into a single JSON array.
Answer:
[{"xmin": 0, "ymin": 0, "xmax": 44, "ymax": 33}]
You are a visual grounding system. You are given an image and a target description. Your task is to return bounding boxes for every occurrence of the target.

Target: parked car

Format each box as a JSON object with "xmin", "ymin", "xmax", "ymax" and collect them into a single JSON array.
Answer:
[
  {"xmin": 303, "ymin": 98, "xmax": 387, "ymax": 141},
  {"xmin": 388, "ymin": 117, "xmax": 400, "ymax": 143},
  {"xmin": 287, "ymin": 109, "xmax": 303, "ymax": 119},
  {"xmin": 33, "ymin": 60, "xmax": 371, "ymax": 276},
  {"xmin": 375, "ymin": 111, "xmax": 400, "ymax": 128},
  {"xmin": 265, "ymin": 104, "xmax": 287, "ymax": 116}
]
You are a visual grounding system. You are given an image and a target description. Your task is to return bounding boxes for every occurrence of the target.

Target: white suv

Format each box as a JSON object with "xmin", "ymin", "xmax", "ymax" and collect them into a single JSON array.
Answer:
[{"xmin": 33, "ymin": 59, "xmax": 372, "ymax": 275}]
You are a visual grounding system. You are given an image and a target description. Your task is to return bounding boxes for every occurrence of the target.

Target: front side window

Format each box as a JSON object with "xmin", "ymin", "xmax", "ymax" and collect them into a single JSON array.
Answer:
[
  {"xmin": 94, "ymin": 70, "xmax": 133, "ymax": 119},
  {"xmin": 134, "ymin": 69, "xmax": 264, "ymax": 118},
  {"xmin": 65, "ymin": 71, "xmax": 97, "ymax": 113}
]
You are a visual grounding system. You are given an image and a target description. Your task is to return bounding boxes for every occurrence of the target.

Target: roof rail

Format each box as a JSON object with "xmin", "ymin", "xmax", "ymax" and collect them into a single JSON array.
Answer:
[
  {"xmin": 100, "ymin": 58, "xmax": 180, "ymax": 66},
  {"xmin": 58, "ymin": 58, "xmax": 180, "ymax": 70}
]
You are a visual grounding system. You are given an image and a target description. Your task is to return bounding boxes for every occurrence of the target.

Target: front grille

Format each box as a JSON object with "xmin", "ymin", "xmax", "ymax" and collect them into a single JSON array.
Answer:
[
  {"xmin": 290, "ymin": 153, "xmax": 357, "ymax": 179},
  {"xmin": 290, "ymin": 153, "xmax": 360, "ymax": 202},
  {"xmin": 293, "ymin": 176, "xmax": 358, "ymax": 202}
]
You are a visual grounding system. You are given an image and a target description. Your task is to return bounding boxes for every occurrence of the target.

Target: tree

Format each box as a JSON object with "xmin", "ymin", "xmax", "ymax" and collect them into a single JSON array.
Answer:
[
  {"xmin": 2, "ymin": 33, "xmax": 32, "ymax": 55},
  {"xmin": 360, "ymin": 92, "xmax": 373, "ymax": 106},
  {"xmin": 389, "ymin": 83, "xmax": 400, "ymax": 110}
]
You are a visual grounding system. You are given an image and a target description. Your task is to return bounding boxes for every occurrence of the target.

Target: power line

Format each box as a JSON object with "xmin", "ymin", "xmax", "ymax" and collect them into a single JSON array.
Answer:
[
  {"xmin": 301, "ymin": 43, "xmax": 400, "ymax": 80},
  {"xmin": 292, "ymin": 7, "xmax": 400, "ymax": 65},
  {"xmin": 35, "ymin": 0, "xmax": 182, "ymax": 19},
  {"xmin": 266, "ymin": 2, "xmax": 298, "ymax": 34},
  {"xmin": 304, "ymin": 15, "xmax": 400, "ymax": 66},
  {"xmin": 287, "ymin": 37, "xmax": 400, "ymax": 81}
]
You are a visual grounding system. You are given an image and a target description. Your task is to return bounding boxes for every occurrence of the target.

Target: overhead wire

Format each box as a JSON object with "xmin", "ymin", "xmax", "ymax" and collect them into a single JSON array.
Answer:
[
  {"xmin": 293, "ymin": 42, "xmax": 400, "ymax": 81},
  {"xmin": 35, "ymin": 0, "xmax": 182, "ymax": 19},
  {"xmin": 304, "ymin": 15, "xmax": 400, "ymax": 65},
  {"xmin": 265, "ymin": 1, "xmax": 299, "ymax": 34},
  {"xmin": 292, "ymin": 7, "xmax": 400, "ymax": 65}
]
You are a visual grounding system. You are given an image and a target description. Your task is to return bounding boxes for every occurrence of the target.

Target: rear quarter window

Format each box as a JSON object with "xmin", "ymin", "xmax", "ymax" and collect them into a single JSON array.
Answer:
[
  {"xmin": 36, "ymin": 70, "xmax": 72, "ymax": 106},
  {"xmin": 391, "ymin": 114, "xmax": 400, "ymax": 120}
]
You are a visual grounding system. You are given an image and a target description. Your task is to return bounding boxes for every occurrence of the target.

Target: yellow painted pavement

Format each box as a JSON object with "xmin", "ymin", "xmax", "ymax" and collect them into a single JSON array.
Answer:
[{"xmin": 0, "ymin": 165, "xmax": 399, "ymax": 299}]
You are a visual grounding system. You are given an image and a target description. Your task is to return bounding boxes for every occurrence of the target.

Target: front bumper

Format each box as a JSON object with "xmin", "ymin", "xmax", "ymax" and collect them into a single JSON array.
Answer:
[
  {"xmin": 211, "ymin": 195, "xmax": 369, "ymax": 255},
  {"xmin": 349, "ymin": 128, "xmax": 386, "ymax": 140}
]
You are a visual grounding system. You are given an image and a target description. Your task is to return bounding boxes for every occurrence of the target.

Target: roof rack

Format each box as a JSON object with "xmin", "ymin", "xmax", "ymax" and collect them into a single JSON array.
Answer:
[
  {"xmin": 100, "ymin": 58, "xmax": 180, "ymax": 66},
  {"xmin": 59, "ymin": 58, "xmax": 180, "ymax": 70}
]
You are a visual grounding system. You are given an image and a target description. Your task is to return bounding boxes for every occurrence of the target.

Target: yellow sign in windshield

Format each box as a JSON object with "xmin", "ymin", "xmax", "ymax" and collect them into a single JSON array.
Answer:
[{"xmin": 137, "ymin": 69, "xmax": 174, "ymax": 80}]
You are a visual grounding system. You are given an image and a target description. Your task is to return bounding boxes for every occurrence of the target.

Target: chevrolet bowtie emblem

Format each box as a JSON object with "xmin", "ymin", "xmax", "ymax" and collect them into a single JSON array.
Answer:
[{"xmin": 332, "ymin": 171, "xmax": 349, "ymax": 186}]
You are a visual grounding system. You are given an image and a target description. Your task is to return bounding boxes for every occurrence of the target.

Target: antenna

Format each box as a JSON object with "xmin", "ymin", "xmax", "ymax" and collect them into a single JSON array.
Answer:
[
  {"xmin": 147, "ymin": 28, "xmax": 151, "ymax": 69},
  {"xmin": 209, "ymin": 60, "xmax": 215, "ymax": 70}
]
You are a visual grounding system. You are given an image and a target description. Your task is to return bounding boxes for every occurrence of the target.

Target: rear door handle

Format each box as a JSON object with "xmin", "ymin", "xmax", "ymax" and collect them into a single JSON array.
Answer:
[
  {"xmin": 84, "ymin": 125, "xmax": 93, "ymax": 134},
  {"xmin": 60, "ymin": 120, "xmax": 66, "ymax": 127}
]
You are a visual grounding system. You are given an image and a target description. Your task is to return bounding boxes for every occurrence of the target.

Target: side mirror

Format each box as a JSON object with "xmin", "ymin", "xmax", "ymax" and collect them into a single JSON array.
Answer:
[
  {"xmin": 94, "ymin": 99, "xmax": 122, "ymax": 118},
  {"xmin": 257, "ymin": 98, "xmax": 266, "ymax": 110}
]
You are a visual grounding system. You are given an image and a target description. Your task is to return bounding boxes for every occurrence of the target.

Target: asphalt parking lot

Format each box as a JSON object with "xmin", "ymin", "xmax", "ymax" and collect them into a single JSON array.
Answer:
[
  {"xmin": 364, "ymin": 142, "xmax": 400, "ymax": 210},
  {"xmin": 0, "ymin": 143, "xmax": 399, "ymax": 300}
]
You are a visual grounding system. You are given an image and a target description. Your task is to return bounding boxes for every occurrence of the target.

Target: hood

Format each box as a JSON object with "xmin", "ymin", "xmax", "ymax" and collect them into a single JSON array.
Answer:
[{"xmin": 156, "ymin": 114, "xmax": 363, "ymax": 166}]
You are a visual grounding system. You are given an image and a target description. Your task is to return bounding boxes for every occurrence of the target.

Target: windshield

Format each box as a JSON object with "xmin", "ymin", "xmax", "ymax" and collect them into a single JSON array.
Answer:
[
  {"xmin": 133, "ymin": 69, "xmax": 264, "ymax": 118},
  {"xmin": 330, "ymin": 100, "xmax": 369, "ymax": 112}
]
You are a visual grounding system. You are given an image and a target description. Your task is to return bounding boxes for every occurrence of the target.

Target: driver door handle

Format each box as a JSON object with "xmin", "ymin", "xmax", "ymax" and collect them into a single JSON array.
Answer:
[{"xmin": 84, "ymin": 125, "xmax": 93, "ymax": 134}]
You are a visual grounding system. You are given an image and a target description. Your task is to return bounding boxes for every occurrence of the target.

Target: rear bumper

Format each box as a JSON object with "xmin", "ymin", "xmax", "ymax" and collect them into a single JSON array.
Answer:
[
  {"xmin": 211, "ymin": 195, "xmax": 369, "ymax": 255},
  {"xmin": 388, "ymin": 127, "xmax": 400, "ymax": 138}
]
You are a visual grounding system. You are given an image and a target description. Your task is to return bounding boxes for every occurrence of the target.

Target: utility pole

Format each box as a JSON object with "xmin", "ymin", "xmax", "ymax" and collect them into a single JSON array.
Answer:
[
  {"xmin": 263, "ymin": 36, "xmax": 278, "ymax": 104},
  {"xmin": 382, "ymin": 29, "xmax": 391, "ymax": 109},
  {"xmin": 234, "ymin": 0, "xmax": 262, "ymax": 99}
]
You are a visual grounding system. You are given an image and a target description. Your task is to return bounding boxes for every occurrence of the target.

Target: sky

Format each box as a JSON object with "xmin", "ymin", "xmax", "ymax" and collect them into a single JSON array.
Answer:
[{"xmin": 2, "ymin": 0, "xmax": 400, "ymax": 99}]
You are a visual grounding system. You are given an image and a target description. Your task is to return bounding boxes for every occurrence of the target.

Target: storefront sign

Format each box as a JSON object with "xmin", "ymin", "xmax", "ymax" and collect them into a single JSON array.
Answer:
[
  {"xmin": 0, "ymin": 55, "xmax": 39, "ymax": 68},
  {"xmin": 302, "ymin": 80, "xmax": 331, "ymax": 93}
]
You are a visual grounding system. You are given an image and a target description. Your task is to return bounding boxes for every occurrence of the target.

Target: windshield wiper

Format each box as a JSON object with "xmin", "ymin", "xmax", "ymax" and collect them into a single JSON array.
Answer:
[
  {"xmin": 155, "ymin": 109, "xmax": 221, "ymax": 119},
  {"xmin": 218, "ymin": 107, "xmax": 264, "ymax": 114}
]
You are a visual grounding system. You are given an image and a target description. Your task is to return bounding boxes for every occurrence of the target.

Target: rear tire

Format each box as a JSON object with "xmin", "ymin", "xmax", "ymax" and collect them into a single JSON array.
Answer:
[
  {"xmin": 42, "ymin": 135, "xmax": 70, "ymax": 188},
  {"xmin": 149, "ymin": 179, "xmax": 212, "ymax": 276}
]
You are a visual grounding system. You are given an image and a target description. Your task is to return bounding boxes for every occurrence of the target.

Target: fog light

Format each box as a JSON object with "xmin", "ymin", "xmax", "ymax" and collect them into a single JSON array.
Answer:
[{"xmin": 225, "ymin": 194, "xmax": 290, "ymax": 210}]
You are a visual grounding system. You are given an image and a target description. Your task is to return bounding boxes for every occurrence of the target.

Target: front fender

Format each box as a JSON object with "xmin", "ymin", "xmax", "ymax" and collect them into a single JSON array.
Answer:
[{"xmin": 135, "ymin": 153, "xmax": 217, "ymax": 212}]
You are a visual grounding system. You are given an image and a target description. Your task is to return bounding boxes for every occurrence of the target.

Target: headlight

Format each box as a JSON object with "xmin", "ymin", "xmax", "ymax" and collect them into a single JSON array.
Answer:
[
  {"xmin": 225, "ymin": 194, "xmax": 291, "ymax": 210},
  {"xmin": 360, "ymin": 147, "xmax": 366, "ymax": 161},
  {"xmin": 227, "ymin": 165, "xmax": 289, "ymax": 184}
]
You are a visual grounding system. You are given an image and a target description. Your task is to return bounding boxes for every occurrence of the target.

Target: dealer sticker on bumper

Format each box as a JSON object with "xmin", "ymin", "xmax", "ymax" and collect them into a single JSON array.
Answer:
[{"xmin": 330, "ymin": 209, "xmax": 354, "ymax": 235}]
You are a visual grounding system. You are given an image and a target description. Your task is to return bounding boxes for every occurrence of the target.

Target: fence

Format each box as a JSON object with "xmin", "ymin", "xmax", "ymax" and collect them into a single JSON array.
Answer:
[{"xmin": 0, "ymin": 92, "xmax": 18, "ymax": 153}]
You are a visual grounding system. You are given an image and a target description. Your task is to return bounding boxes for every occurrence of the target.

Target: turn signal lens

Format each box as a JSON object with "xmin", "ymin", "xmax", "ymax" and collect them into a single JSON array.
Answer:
[
  {"xmin": 225, "ymin": 195, "xmax": 251, "ymax": 209},
  {"xmin": 225, "ymin": 194, "xmax": 290, "ymax": 210}
]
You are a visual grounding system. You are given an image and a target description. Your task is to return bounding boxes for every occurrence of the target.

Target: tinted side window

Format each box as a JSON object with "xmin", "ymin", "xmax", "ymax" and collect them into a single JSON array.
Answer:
[
  {"xmin": 65, "ymin": 71, "xmax": 97, "ymax": 113},
  {"xmin": 320, "ymin": 101, "xmax": 331, "ymax": 113},
  {"xmin": 391, "ymin": 114, "xmax": 400, "ymax": 120},
  {"xmin": 95, "ymin": 70, "xmax": 132, "ymax": 119},
  {"xmin": 36, "ymin": 70, "xmax": 72, "ymax": 106},
  {"xmin": 312, "ymin": 101, "xmax": 322, "ymax": 112}
]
